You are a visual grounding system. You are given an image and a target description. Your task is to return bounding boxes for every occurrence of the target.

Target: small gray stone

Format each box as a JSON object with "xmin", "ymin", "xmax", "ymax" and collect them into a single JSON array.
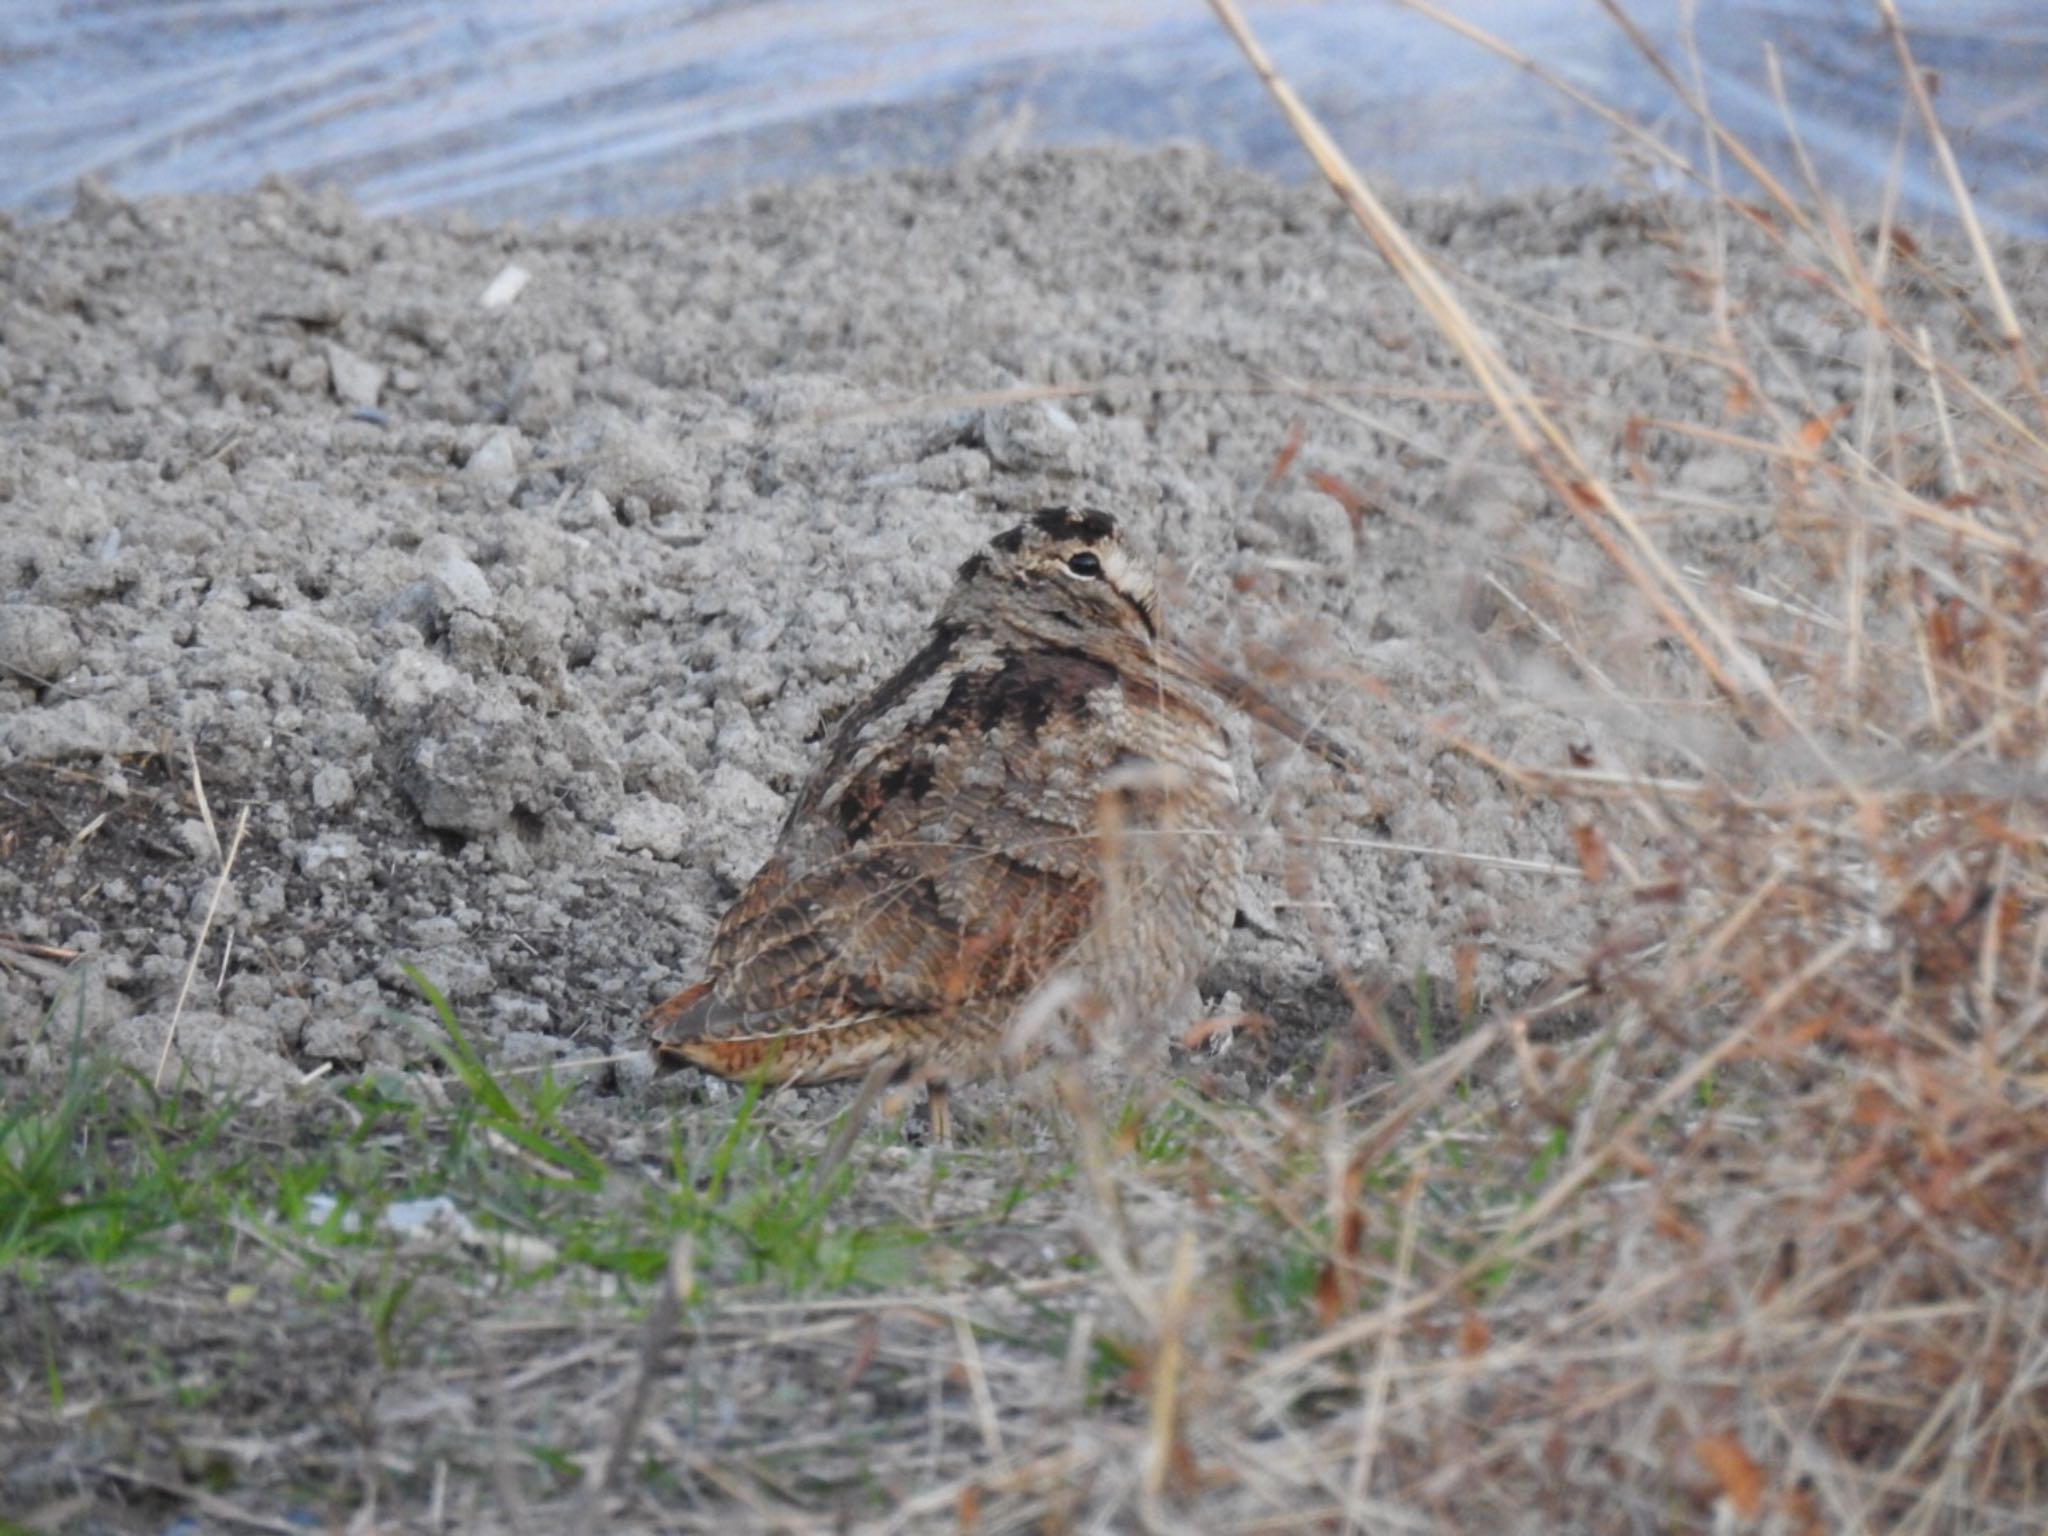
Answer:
[
  {"xmin": 106, "ymin": 372, "xmax": 160, "ymax": 413},
  {"xmin": 1259, "ymin": 485, "xmax": 1355, "ymax": 566},
  {"xmin": 0, "ymin": 604, "xmax": 82, "ymax": 684},
  {"xmin": 1677, "ymin": 448, "xmax": 1759, "ymax": 497},
  {"xmin": 370, "ymin": 577, "xmax": 432, "ymax": 636},
  {"xmin": 462, "ymin": 429, "xmax": 520, "ymax": 490},
  {"xmin": 287, "ymin": 352, "xmax": 328, "ymax": 393},
  {"xmin": 696, "ymin": 762, "xmax": 784, "ymax": 885},
  {"xmin": 384, "ymin": 943, "xmax": 493, "ymax": 1001},
  {"xmin": 428, "ymin": 551, "xmax": 494, "ymax": 618},
  {"xmin": 584, "ymin": 414, "xmax": 708, "ymax": 517},
  {"xmin": 302, "ymin": 1012, "xmax": 370, "ymax": 1063},
  {"xmin": 0, "ymin": 699, "xmax": 142, "ymax": 761},
  {"xmin": 613, "ymin": 794, "xmax": 689, "ymax": 859},
  {"xmin": 325, "ymin": 342, "xmax": 386, "ymax": 408},
  {"xmin": 70, "ymin": 174, "xmax": 131, "ymax": 225},
  {"xmin": 395, "ymin": 689, "xmax": 542, "ymax": 837},
  {"xmin": 176, "ymin": 817, "xmax": 219, "ymax": 862},
  {"xmin": 491, "ymin": 995, "xmax": 554, "ymax": 1033},
  {"xmin": 613, "ymin": 1043, "xmax": 659, "ymax": 1093},
  {"xmin": 297, "ymin": 833, "xmax": 364, "ymax": 878},
  {"xmin": 565, "ymin": 488, "xmax": 613, "ymax": 529},
  {"xmin": 107, "ymin": 1010, "xmax": 301, "ymax": 1098},
  {"xmin": 403, "ymin": 737, "xmax": 509, "ymax": 835},
  {"xmin": 373, "ymin": 649, "xmax": 463, "ymax": 714},
  {"xmin": 915, "ymin": 446, "xmax": 992, "ymax": 492},
  {"xmin": 310, "ymin": 764, "xmax": 355, "ymax": 809},
  {"xmin": 497, "ymin": 1028, "xmax": 564, "ymax": 1068},
  {"xmin": 979, "ymin": 401, "xmax": 1082, "ymax": 473}
]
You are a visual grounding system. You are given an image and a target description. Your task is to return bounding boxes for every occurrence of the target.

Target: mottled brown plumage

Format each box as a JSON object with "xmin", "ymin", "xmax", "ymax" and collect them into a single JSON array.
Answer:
[{"xmin": 650, "ymin": 508, "xmax": 1300, "ymax": 1136}]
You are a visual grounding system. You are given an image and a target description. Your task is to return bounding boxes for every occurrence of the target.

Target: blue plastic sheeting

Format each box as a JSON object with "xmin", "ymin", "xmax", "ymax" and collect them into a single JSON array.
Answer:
[{"xmin": 2, "ymin": 1, "xmax": 2041, "ymax": 232}]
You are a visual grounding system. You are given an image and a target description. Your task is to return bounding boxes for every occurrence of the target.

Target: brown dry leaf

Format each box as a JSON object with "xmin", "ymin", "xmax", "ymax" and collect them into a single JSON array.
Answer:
[
  {"xmin": 1734, "ymin": 199, "xmax": 1780, "ymax": 233},
  {"xmin": 1336, "ymin": 1158, "xmax": 1366, "ymax": 1262},
  {"xmin": 1621, "ymin": 415, "xmax": 1653, "ymax": 482},
  {"xmin": 1613, "ymin": 1144, "xmax": 1656, "ymax": 1178},
  {"xmin": 1457, "ymin": 1309, "xmax": 1490, "ymax": 1359},
  {"xmin": 1693, "ymin": 1432, "xmax": 1766, "ymax": 1518},
  {"xmin": 1266, "ymin": 418, "xmax": 1306, "ymax": 485},
  {"xmin": 1306, "ymin": 468, "xmax": 1377, "ymax": 534},
  {"xmin": 1795, "ymin": 402, "xmax": 1852, "ymax": 456},
  {"xmin": 1934, "ymin": 879, "xmax": 1983, "ymax": 928},
  {"xmin": 955, "ymin": 1483, "xmax": 982, "ymax": 1532},
  {"xmin": 2005, "ymin": 552, "xmax": 2044, "ymax": 607},
  {"xmin": 1453, "ymin": 943, "xmax": 1478, "ymax": 1022},
  {"xmin": 1654, "ymin": 1198, "xmax": 1704, "ymax": 1248},
  {"xmin": 1994, "ymin": 890, "xmax": 2026, "ymax": 947},
  {"xmin": 1928, "ymin": 602, "xmax": 1967, "ymax": 665},
  {"xmin": 1776, "ymin": 1010, "xmax": 1836, "ymax": 1053},
  {"xmin": 1781, "ymin": 1480, "xmax": 1828, "ymax": 1536},
  {"xmin": 1179, "ymin": 1011, "xmax": 1269, "ymax": 1053},
  {"xmin": 1312, "ymin": 1261, "xmax": 1344, "ymax": 1329},
  {"xmin": 1821, "ymin": 1140, "xmax": 1890, "ymax": 1207},
  {"xmin": 1571, "ymin": 823, "xmax": 1609, "ymax": 882}
]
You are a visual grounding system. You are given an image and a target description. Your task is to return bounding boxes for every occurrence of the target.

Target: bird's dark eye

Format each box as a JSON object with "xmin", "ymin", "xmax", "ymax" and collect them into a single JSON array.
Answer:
[{"xmin": 1066, "ymin": 551, "xmax": 1104, "ymax": 579}]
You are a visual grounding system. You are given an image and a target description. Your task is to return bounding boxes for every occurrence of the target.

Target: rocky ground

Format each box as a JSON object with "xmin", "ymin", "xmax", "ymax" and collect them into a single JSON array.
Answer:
[
  {"xmin": 4, "ymin": 144, "xmax": 2034, "ymax": 1111},
  {"xmin": 0, "ymin": 148, "xmax": 1815, "ymax": 1101},
  {"xmin": 6, "ymin": 144, "xmax": 2044, "ymax": 1533}
]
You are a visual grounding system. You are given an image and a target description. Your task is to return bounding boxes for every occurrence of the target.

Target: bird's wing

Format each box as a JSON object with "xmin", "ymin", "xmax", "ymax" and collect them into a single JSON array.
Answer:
[{"xmin": 661, "ymin": 641, "xmax": 1133, "ymax": 1046}]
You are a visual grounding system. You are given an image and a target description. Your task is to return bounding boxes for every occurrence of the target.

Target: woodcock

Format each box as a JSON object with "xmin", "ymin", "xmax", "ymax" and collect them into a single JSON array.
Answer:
[{"xmin": 650, "ymin": 507, "xmax": 1350, "ymax": 1138}]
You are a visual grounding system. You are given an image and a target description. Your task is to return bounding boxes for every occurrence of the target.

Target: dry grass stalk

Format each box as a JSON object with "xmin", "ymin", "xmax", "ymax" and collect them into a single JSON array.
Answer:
[
  {"xmin": 152, "ymin": 799, "xmax": 251, "ymax": 1091},
  {"xmin": 1116, "ymin": 2, "xmax": 2048, "ymax": 1529},
  {"xmin": 1875, "ymin": 0, "xmax": 2044, "ymax": 425}
]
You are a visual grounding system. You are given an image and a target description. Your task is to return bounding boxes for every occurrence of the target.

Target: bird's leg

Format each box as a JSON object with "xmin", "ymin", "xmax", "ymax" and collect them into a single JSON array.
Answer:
[{"xmin": 926, "ymin": 1081, "xmax": 953, "ymax": 1146}]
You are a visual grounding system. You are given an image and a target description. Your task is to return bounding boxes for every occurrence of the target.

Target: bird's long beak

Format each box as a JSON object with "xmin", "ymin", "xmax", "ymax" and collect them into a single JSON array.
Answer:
[{"xmin": 1164, "ymin": 641, "xmax": 1363, "ymax": 778}]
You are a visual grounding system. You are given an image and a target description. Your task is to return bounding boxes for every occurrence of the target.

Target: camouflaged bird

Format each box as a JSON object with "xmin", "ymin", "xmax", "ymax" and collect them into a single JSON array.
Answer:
[{"xmin": 650, "ymin": 507, "xmax": 1350, "ymax": 1138}]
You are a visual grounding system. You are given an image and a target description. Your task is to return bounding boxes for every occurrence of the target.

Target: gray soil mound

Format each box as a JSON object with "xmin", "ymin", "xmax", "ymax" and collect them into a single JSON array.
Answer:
[{"xmin": 4, "ymin": 148, "xmax": 2018, "ymax": 1099}]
